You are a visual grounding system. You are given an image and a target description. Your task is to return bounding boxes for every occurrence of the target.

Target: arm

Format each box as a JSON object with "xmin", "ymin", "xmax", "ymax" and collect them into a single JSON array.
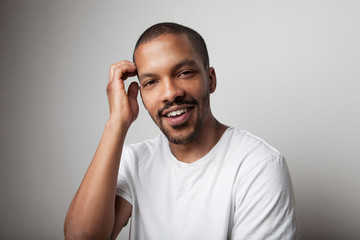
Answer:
[{"xmin": 64, "ymin": 61, "xmax": 139, "ymax": 239}]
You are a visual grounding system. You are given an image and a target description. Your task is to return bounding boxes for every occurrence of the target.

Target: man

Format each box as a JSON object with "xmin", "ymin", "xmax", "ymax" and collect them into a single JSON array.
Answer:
[{"xmin": 64, "ymin": 22, "xmax": 301, "ymax": 239}]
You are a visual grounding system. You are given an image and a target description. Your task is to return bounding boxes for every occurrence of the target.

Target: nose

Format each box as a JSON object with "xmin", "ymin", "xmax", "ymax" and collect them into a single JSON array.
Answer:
[{"xmin": 161, "ymin": 78, "xmax": 185, "ymax": 103}]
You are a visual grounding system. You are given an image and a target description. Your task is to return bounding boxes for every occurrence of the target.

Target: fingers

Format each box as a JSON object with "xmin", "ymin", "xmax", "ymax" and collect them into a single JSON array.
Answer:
[
  {"xmin": 106, "ymin": 61, "xmax": 139, "ymax": 125},
  {"xmin": 127, "ymin": 81, "xmax": 139, "ymax": 123},
  {"xmin": 109, "ymin": 61, "xmax": 137, "ymax": 84},
  {"xmin": 127, "ymin": 81, "xmax": 139, "ymax": 100}
]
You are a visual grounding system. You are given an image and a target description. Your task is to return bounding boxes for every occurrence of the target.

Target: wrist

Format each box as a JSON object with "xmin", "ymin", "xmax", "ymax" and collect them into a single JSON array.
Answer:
[{"xmin": 105, "ymin": 117, "xmax": 131, "ymax": 134}]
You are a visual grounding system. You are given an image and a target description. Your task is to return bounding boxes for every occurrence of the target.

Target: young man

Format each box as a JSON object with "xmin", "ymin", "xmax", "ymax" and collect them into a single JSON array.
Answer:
[{"xmin": 64, "ymin": 23, "xmax": 301, "ymax": 240}]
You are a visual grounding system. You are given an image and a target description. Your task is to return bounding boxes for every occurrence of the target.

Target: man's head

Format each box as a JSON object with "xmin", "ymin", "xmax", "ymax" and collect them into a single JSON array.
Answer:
[
  {"xmin": 133, "ymin": 23, "xmax": 216, "ymax": 145},
  {"xmin": 133, "ymin": 22, "xmax": 209, "ymax": 70}
]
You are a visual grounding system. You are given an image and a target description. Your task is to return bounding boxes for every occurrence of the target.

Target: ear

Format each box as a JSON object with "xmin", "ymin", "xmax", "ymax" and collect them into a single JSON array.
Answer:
[{"xmin": 208, "ymin": 67, "xmax": 217, "ymax": 93}]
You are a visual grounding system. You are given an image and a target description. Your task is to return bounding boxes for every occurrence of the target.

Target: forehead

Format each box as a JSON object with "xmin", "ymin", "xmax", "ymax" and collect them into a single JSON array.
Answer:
[{"xmin": 134, "ymin": 34, "xmax": 201, "ymax": 75}]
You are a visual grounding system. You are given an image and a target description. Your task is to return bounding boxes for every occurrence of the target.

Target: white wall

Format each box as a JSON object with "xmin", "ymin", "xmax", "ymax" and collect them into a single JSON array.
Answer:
[{"xmin": 1, "ymin": 0, "xmax": 359, "ymax": 239}]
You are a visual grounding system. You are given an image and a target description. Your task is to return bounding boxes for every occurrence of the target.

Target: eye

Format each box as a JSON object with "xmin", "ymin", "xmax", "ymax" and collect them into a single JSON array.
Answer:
[
  {"xmin": 178, "ymin": 70, "xmax": 195, "ymax": 78},
  {"xmin": 143, "ymin": 79, "xmax": 157, "ymax": 88}
]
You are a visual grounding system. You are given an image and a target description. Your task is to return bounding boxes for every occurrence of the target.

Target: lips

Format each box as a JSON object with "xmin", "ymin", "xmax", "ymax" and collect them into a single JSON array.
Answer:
[
  {"xmin": 160, "ymin": 105, "xmax": 194, "ymax": 125},
  {"xmin": 165, "ymin": 107, "xmax": 189, "ymax": 117},
  {"xmin": 161, "ymin": 105, "xmax": 194, "ymax": 117}
]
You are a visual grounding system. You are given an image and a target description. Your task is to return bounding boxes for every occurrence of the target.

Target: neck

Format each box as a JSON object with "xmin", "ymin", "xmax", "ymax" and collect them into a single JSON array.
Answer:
[{"xmin": 169, "ymin": 116, "xmax": 228, "ymax": 163}]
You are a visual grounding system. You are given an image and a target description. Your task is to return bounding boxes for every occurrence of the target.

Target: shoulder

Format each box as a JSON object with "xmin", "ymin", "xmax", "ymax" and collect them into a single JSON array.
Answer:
[
  {"xmin": 224, "ymin": 128, "xmax": 292, "ymax": 190},
  {"xmin": 226, "ymin": 128, "xmax": 280, "ymax": 154},
  {"xmin": 121, "ymin": 134, "xmax": 167, "ymax": 166},
  {"xmin": 124, "ymin": 134, "xmax": 163, "ymax": 153},
  {"xmin": 219, "ymin": 128, "xmax": 292, "ymax": 188},
  {"xmin": 224, "ymin": 128, "xmax": 282, "ymax": 164}
]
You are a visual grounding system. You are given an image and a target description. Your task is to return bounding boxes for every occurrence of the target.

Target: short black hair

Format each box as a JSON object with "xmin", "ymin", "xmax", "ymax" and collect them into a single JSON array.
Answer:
[{"xmin": 133, "ymin": 22, "xmax": 209, "ymax": 69}]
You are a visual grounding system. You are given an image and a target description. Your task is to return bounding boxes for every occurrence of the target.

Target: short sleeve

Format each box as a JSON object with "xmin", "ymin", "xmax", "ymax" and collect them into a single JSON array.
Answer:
[
  {"xmin": 231, "ymin": 155, "xmax": 301, "ymax": 239},
  {"xmin": 116, "ymin": 145, "xmax": 133, "ymax": 205}
]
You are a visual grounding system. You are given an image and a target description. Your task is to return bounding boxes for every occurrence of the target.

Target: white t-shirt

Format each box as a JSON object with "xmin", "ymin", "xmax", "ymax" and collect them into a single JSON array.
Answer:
[{"xmin": 116, "ymin": 127, "xmax": 301, "ymax": 239}]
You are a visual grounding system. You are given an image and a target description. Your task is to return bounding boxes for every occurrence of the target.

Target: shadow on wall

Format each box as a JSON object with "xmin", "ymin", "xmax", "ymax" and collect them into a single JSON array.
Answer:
[{"xmin": 297, "ymin": 175, "xmax": 359, "ymax": 240}]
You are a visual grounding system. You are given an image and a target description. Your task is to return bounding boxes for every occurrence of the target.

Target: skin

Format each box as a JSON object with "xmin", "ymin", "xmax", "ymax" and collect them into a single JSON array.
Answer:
[
  {"xmin": 135, "ymin": 33, "xmax": 227, "ymax": 162},
  {"xmin": 64, "ymin": 33, "xmax": 227, "ymax": 239}
]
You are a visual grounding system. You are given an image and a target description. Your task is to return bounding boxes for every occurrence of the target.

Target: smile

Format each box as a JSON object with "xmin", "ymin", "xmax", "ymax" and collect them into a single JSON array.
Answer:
[
  {"xmin": 160, "ymin": 106, "xmax": 195, "ymax": 126},
  {"xmin": 166, "ymin": 108, "xmax": 189, "ymax": 117}
]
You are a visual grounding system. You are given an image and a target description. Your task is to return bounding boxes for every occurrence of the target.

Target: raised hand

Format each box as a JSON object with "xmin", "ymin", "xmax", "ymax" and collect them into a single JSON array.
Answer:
[{"xmin": 107, "ymin": 61, "xmax": 139, "ymax": 128}]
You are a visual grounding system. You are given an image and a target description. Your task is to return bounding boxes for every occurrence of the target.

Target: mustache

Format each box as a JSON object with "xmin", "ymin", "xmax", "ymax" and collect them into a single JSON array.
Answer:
[{"xmin": 158, "ymin": 98, "xmax": 198, "ymax": 117}]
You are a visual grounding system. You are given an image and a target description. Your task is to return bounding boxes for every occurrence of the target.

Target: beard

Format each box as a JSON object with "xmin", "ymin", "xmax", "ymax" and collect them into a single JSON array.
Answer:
[
  {"xmin": 159, "ymin": 109, "xmax": 203, "ymax": 145},
  {"xmin": 151, "ymin": 96, "xmax": 209, "ymax": 145}
]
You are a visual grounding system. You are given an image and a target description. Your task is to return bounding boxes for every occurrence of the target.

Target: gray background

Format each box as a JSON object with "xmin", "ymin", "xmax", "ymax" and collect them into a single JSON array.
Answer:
[{"xmin": 1, "ymin": 0, "xmax": 359, "ymax": 239}]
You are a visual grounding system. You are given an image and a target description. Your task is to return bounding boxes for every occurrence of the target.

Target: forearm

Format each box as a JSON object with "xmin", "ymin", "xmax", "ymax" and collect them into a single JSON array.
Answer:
[{"xmin": 64, "ymin": 119, "xmax": 128, "ymax": 239}]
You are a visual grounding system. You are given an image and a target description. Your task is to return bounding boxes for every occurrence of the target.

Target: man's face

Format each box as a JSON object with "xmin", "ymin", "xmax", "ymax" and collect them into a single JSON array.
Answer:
[{"xmin": 134, "ymin": 33, "xmax": 216, "ymax": 145}]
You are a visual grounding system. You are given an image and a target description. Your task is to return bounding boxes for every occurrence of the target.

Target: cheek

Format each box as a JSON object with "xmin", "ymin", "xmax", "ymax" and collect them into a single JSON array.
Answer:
[
  {"xmin": 189, "ymin": 82, "xmax": 208, "ymax": 100},
  {"xmin": 141, "ymin": 92, "xmax": 157, "ymax": 113},
  {"xmin": 139, "ymin": 89, "xmax": 150, "ymax": 109}
]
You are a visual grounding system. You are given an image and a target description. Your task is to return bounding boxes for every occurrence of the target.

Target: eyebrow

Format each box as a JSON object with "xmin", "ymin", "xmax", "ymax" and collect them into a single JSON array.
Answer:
[
  {"xmin": 138, "ymin": 59, "xmax": 198, "ymax": 81},
  {"xmin": 138, "ymin": 72, "xmax": 158, "ymax": 82},
  {"xmin": 173, "ymin": 59, "xmax": 197, "ymax": 71}
]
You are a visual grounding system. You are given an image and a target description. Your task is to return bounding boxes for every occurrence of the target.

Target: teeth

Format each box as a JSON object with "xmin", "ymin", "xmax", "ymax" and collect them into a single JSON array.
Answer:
[{"xmin": 166, "ymin": 108, "xmax": 188, "ymax": 117}]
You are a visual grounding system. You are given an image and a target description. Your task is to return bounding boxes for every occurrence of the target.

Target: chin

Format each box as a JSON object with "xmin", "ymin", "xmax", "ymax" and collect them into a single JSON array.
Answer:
[
  {"xmin": 161, "ymin": 124, "xmax": 200, "ymax": 145},
  {"xmin": 166, "ymin": 133, "xmax": 198, "ymax": 145}
]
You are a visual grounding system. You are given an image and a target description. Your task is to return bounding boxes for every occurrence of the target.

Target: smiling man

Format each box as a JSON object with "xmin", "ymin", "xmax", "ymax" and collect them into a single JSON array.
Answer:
[{"xmin": 64, "ymin": 23, "xmax": 301, "ymax": 240}]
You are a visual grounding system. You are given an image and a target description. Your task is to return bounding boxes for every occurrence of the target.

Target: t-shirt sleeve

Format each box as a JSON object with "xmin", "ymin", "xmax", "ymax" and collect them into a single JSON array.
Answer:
[
  {"xmin": 231, "ymin": 155, "xmax": 301, "ymax": 240},
  {"xmin": 116, "ymin": 145, "xmax": 133, "ymax": 205}
]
